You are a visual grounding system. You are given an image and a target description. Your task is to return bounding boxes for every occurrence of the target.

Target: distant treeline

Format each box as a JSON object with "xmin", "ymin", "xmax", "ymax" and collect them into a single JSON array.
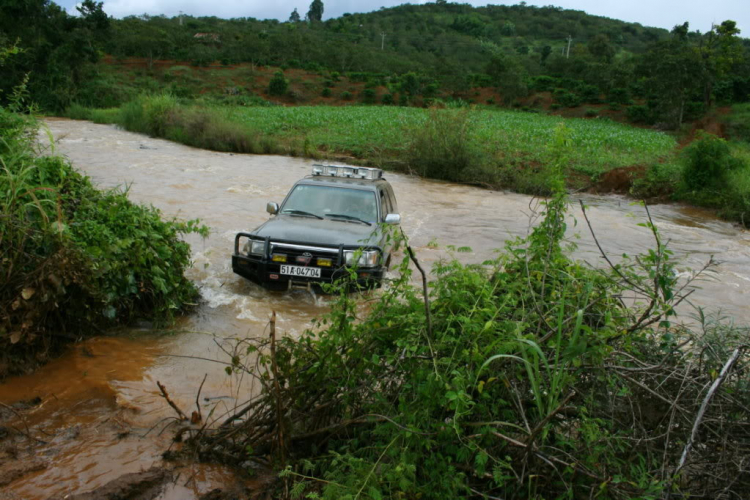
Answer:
[{"xmin": 1, "ymin": 1, "xmax": 749, "ymax": 127}]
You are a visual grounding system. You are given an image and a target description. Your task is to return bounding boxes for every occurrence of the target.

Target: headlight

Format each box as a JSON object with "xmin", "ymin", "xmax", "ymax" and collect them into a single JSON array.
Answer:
[
  {"xmin": 243, "ymin": 239, "xmax": 266, "ymax": 256},
  {"xmin": 344, "ymin": 249, "xmax": 380, "ymax": 268}
]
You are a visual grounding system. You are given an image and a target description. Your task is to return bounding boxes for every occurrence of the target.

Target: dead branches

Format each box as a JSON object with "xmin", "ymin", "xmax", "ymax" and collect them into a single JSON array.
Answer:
[
  {"xmin": 672, "ymin": 346, "xmax": 749, "ymax": 481},
  {"xmin": 156, "ymin": 381, "xmax": 188, "ymax": 421}
]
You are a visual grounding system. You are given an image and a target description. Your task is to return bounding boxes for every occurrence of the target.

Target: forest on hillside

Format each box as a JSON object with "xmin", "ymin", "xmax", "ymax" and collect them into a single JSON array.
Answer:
[{"xmin": 1, "ymin": 0, "xmax": 749, "ymax": 129}]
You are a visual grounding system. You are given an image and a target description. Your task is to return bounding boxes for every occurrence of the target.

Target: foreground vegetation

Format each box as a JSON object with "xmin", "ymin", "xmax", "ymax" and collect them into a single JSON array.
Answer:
[
  {"xmin": 174, "ymin": 136, "xmax": 750, "ymax": 498},
  {"xmin": 0, "ymin": 108, "xmax": 207, "ymax": 376}
]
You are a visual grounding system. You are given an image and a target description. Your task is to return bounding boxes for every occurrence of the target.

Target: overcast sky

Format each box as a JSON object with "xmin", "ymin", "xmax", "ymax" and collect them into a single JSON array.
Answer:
[{"xmin": 57, "ymin": 0, "xmax": 749, "ymax": 35}]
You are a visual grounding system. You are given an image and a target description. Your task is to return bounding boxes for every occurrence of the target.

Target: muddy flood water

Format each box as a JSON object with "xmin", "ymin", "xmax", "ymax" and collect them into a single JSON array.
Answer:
[{"xmin": 1, "ymin": 118, "xmax": 748, "ymax": 499}]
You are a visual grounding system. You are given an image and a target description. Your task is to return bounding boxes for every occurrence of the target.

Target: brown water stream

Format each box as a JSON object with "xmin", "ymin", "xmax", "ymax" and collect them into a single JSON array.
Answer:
[{"xmin": 1, "ymin": 119, "xmax": 748, "ymax": 499}]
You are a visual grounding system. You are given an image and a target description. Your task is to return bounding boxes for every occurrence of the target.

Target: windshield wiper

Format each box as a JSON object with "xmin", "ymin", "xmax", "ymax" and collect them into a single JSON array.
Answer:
[
  {"xmin": 324, "ymin": 214, "xmax": 372, "ymax": 226},
  {"xmin": 281, "ymin": 209, "xmax": 323, "ymax": 220}
]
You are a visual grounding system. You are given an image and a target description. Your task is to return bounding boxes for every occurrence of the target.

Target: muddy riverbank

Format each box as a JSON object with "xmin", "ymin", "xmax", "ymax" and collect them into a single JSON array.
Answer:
[{"xmin": 0, "ymin": 118, "xmax": 747, "ymax": 499}]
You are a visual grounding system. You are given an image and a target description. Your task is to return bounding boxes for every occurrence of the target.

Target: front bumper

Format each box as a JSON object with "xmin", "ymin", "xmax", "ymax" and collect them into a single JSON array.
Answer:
[{"xmin": 231, "ymin": 233, "xmax": 386, "ymax": 291}]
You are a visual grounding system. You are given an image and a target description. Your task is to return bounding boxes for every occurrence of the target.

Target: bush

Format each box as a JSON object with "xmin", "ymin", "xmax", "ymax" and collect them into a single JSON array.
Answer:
[
  {"xmin": 362, "ymin": 88, "xmax": 376, "ymax": 104},
  {"xmin": 553, "ymin": 88, "xmax": 582, "ymax": 107},
  {"xmin": 529, "ymin": 75, "xmax": 559, "ymax": 92},
  {"xmin": 682, "ymin": 132, "xmax": 744, "ymax": 191},
  {"xmin": 607, "ymin": 87, "xmax": 632, "ymax": 105},
  {"xmin": 119, "ymin": 93, "xmax": 178, "ymax": 137},
  {"xmin": 381, "ymin": 93, "xmax": 394, "ymax": 105},
  {"xmin": 268, "ymin": 71, "xmax": 288, "ymax": 96},
  {"xmin": 404, "ymin": 108, "xmax": 481, "ymax": 182},
  {"xmin": 584, "ymin": 108, "xmax": 598, "ymax": 117},
  {"xmin": 340, "ymin": 91, "xmax": 352, "ymax": 101},
  {"xmin": 0, "ymin": 109, "xmax": 206, "ymax": 376},
  {"xmin": 321, "ymin": 87, "xmax": 332, "ymax": 98},
  {"xmin": 630, "ymin": 161, "xmax": 682, "ymax": 199},
  {"xmin": 627, "ymin": 104, "xmax": 653, "ymax": 124},
  {"xmin": 724, "ymin": 103, "xmax": 750, "ymax": 141},
  {"xmin": 579, "ymin": 84, "xmax": 601, "ymax": 103}
]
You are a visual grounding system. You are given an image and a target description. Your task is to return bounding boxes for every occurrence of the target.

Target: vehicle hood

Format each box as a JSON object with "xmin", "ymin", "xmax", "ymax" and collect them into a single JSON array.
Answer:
[{"xmin": 252, "ymin": 215, "xmax": 382, "ymax": 248}]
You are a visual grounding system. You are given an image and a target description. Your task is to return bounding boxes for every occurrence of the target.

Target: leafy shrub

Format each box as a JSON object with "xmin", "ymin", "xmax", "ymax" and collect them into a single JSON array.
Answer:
[
  {"xmin": 321, "ymin": 87, "xmax": 331, "ymax": 98},
  {"xmin": 607, "ymin": 87, "xmax": 632, "ymax": 105},
  {"xmin": 682, "ymin": 132, "xmax": 744, "ymax": 191},
  {"xmin": 422, "ymin": 82, "xmax": 439, "ymax": 98},
  {"xmin": 0, "ymin": 110, "xmax": 206, "ymax": 376},
  {"xmin": 268, "ymin": 71, "xmax": 288, "ymax": 96},
  {"xmin": 579, "ymin": 84, "xmax": 601, "ymax": 103},
  {"xmin": 630, "ymin": 161, "xmax": 681, "ymax": 198},
  {"xmin": 381, "ymin": 93, "xmax": 394, "ymax": 105},
  {"xmin": 724, "ymin": 103, "xmax": 750, "ymax": 141},
  {"xmin": 404, "ymin": 108, "xmax": 481, "ymax": 182},
  {"xmin": 584, "ymin": 108, "xmax": 598, "ymax": 117},
  {"xmin": 684, "ymin": 100, "xmax": 707, "ymax": 121},
  {"xmin": 627, "ymin": 104, "xmax": 653, "ymax": 124},
  {"xmin": 362, "ymin": 88, "xmax": 376, "ymax": 104},
  {"xmin": 329, "ymin": 71, "xmax": 340, "ymax": 81},
  {"xmin": 347, "ymin": 72, "xmax": 370, "ymax": 83},
  {"xmin": 553, "ymin": 88, "xmax": 582, "ymax": 107},
  {"xmin": 119, "ymin": 93, "xmax": 178, "ymax": 137},
  {"xmin": 529, "ymin": 75, "xmax": 559, "ymax": 92},
  {"xmin": 340, "ymin": 91, "xmax": 352, "ymax": 101}
]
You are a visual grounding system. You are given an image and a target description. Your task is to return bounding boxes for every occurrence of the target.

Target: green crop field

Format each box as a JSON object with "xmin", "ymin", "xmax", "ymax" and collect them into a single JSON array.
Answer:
[
  {"xmin": 222, "ymin": 105, "xmax": 677, "ymax": 175},
  {"xmin": 67, "ymin": 98, "xmax": 680, "ymax": 191}
]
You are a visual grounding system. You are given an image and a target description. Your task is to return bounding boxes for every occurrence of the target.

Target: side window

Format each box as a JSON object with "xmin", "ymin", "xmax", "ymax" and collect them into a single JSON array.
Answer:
[
  {"xmin": 385, "ymin": 185, "xmax": 398, "ymax": 214},
  {"xmin": 379, "ymin": 190, "xmax": 390, "ymax": 221}
]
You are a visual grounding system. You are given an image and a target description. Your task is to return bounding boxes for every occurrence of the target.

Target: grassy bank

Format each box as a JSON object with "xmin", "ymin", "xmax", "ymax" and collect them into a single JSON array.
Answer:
[
  {"xmin": 0, "ymin": 108, "xmax": 207, "ymax": 376},
  {"xmin": 67, "ymin": 95, "xmax": 677, "ymax": 193}
]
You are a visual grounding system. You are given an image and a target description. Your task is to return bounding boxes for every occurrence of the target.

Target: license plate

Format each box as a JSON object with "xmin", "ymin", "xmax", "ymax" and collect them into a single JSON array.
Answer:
[{"xmin": 280, "ymin": 265, "xmax": 321, "ymax": 278}]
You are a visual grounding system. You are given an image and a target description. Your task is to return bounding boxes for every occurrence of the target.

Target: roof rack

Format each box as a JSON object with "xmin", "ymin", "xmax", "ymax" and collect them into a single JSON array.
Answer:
[{"xmin": 312, "ymin": 164, "xmax": 383, "ymax": 180}]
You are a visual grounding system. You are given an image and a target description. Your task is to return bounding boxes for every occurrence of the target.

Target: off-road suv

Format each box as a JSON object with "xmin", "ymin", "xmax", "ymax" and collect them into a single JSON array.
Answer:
[{"xmin": 232, "ymin": 164, "xmax": 400, "ymax": 290}]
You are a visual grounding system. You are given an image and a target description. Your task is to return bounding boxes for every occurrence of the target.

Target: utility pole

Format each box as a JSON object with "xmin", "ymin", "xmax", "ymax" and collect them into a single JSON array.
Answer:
[
  {"xmin": 179, "ymin": 10, "xmax": 183, "ymax": 26},
  {"xmin": 566, "ymin": 35, "xmax": 572, "ymax": 58},
  {"xmin": 381, "ymin": 32, "xmax": 386, "ymax": 50}
]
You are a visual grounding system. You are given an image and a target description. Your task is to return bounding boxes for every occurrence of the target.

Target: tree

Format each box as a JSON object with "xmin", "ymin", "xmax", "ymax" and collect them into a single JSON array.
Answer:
[
  {"xmin": 486, "ymin": 53, "xmax": 528, "ymax": 103},
  {"xmin": 307, "ymin": 0, "xmax": 324, "ymax": 23},
  {"xmin": 697, "ymin": 20, "xmax": 743, "ymax": 107},
  {"xmin": 639, "ymin": 23, "xmax": 702, "ymax": 127},
  {"xmin": 500, "ymin": 20, "xmax": 515, "ymax": 36},
  {"xmin": 540, "ymin": 45, "xmax": 552, "ymax": 64},
  {"xmin": 288, "ymin": 8, "xmax": 300, "ymax": 23},
  {"xmin": 588, "ymin": 34, "xmax": 615, "ymax": 63}
]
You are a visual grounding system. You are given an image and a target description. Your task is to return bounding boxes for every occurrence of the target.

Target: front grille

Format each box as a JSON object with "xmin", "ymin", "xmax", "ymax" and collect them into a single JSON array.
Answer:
[{"xmin": 270, "ymin": 242, "xmax": 342, "ymax": 266}]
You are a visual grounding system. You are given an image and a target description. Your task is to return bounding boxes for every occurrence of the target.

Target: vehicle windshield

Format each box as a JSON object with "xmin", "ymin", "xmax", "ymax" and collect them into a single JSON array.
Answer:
[{"xmin": 281, "ymin": 185, "xmax": 378, "ymax": 223}]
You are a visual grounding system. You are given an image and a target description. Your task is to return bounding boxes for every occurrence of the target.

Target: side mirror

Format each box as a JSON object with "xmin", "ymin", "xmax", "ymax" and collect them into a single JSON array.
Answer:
[
  {"xmin": 384, "ymin": 213, "xmax": 401, "ymax": 225},
  {"xmin": 266, "ymin": 202, "xmax": 279, "ymax": 215}
]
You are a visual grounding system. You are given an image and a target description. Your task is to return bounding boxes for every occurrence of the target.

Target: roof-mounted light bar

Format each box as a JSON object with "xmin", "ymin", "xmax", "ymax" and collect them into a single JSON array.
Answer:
[{"xmin": 312, "ymin": 164, "xmax": 383, "ymax": 180}]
